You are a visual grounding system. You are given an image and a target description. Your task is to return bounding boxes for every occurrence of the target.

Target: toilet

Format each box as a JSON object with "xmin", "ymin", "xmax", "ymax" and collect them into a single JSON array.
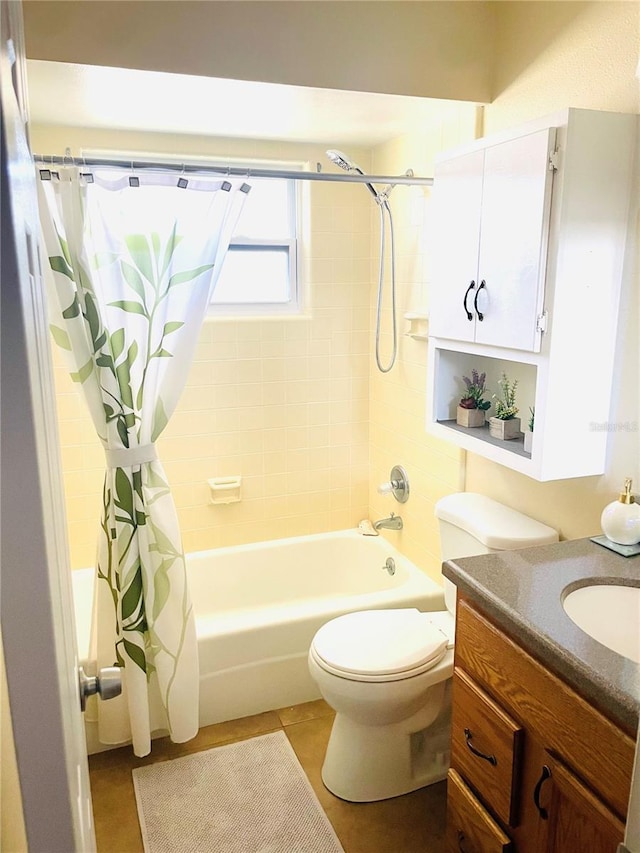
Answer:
[{"xmin": 307, "ymin": 492, "xmax": 558, "ymax": 802}]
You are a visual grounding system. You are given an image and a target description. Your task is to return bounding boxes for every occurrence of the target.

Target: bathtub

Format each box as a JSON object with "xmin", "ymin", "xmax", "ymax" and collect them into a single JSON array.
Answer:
[{"xmin": 72, "ymin": 528, "xmax": 444, "ymax": 752}]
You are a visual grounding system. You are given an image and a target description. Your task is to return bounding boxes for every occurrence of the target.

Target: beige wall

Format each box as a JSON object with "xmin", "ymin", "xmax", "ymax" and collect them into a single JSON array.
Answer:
[
  {"xmin": 465, "ymin": 1, "xmax": 640, "ymax": 540},
  {"xmin": 489, "ymin": 1, "xmax": 640, "ymax": 128},
  {"xmin": 23, "ymin": 0, "xmax": 496, "ymax": 102},
  {"xmin": 30, "ymin": 0, "xmax": 640, "ymax": 570},
  {"xmin": 369, "ymin": 105, "xmax": 478, "ymax": 582}
]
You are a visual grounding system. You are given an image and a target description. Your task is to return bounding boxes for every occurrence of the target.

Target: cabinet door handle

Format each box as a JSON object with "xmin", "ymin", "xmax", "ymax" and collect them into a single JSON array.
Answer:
[
  {"xmin": 457, "ymin": 829, "xmax": 469, "ymax": 851},
  {"xmin": 473, "ymin": 279, "xmax": 486, "ymax": 321},
  {"xmin": 533, "ymin": 764, "xmax": 551, "ymax": 819},
  {"xmin": 463, "ymin": 280, "xmax": 475, "ymax": 321},
  {"xmin": 464, "ymin": 727, "xmax": 497, "ymax": 765}
]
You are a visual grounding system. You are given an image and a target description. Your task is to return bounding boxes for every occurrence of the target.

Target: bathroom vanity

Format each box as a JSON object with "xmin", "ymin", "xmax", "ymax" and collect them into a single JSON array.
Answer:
[{"xmin": 442, "ymin": 538, "xmax": 639, "ymax": 852}]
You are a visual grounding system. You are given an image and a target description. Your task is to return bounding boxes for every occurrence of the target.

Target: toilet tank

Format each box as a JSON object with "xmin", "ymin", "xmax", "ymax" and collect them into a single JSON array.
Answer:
[{"xmin": 434, "ymin": 493, "xmax": 559, "ymax": 614}]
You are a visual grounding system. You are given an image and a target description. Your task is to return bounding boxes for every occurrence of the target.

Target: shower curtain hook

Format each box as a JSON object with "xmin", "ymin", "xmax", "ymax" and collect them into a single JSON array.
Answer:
[
  {"xmin": 63, "ymin": 146, "xmax": 73, "ymax": 165},
  {"xmin": 129, "ymin": 160, "xmax": 140, "ymax": 188}
]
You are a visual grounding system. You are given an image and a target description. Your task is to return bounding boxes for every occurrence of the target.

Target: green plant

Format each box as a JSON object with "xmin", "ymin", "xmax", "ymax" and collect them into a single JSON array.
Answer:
[
  {"xmin": 459, "ymin": 369, "xmax": 491, "ymax": 411},
  {"xmin": 528, "ymin": 406, "xmax": 535, "ymax": 432},
  {"xmin": 493, "ymin": 373, "xmax": 519, "ymax": 420}
]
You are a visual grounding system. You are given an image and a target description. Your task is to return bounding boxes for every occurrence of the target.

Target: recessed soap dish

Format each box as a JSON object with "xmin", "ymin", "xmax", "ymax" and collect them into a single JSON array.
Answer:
[
  {"xmin": 208, "ymin": 476, "xmax": 242, "ymax": 504},
  {"xmin": 404, "ymin": 312, "xmax": 429, "ymax": 340}
]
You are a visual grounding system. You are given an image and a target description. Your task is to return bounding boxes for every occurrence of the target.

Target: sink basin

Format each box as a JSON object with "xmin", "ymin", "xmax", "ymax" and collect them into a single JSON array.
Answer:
[{"xmin": 562, "ymin": 583, "xmax": 640, "ymax": 663}]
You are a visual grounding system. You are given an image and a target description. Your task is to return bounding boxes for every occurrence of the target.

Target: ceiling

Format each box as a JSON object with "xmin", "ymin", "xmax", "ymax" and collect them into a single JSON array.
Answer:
[{"xmin": 26, "ymin": 60, "xmax": 468, "ymax": 147}]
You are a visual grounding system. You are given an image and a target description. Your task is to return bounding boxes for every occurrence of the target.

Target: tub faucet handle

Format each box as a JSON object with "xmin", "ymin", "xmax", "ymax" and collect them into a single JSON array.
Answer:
[{"xmin": 377, "ymin": 465, "xmax": 409, "ymax": 503}]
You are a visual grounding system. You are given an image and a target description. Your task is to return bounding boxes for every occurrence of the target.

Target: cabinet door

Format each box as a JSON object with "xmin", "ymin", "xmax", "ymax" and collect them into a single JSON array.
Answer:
[
  {"xmin": 429, "ymin": 148, "xmax": 484, "ymax": 343},
  {"xmin": 532, "ymin": 753, "xmax": 625, "ymax": 853},
  {"xmin": 475, "ymin": 128, "xmax": 555, "ymax": 352}
]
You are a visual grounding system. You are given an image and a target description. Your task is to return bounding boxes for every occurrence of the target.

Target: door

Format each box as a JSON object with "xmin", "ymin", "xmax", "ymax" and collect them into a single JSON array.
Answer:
[
  {"xmin": 475, "ymin": 127, "xmax": 556, "ymax": 352},
  {"xmin": 0, "ymin": 3, "xmax": 96, "ymax": 850},
  {"xmin": 429, "ymin": 147, "xmax": 484, "ymax": 343},
  {"xmin": 532, "ymin": 753, "xmax": 625, "ymax": 853}
]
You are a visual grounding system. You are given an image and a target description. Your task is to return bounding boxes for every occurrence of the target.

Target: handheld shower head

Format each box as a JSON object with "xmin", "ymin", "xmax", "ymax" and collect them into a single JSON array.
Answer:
[
  {"xmin": 326, "ymin": 148, "xmax": 379, "ymax": 201},
  {"xmin": 326, "ymin": 149, "xmax": 362, "ymax": 173}
]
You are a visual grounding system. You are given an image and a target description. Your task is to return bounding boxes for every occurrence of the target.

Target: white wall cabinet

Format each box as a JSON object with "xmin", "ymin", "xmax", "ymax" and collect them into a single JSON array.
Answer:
[
  {"xmin": 429, "ymin": 127, "xmax": 556, "ymax": 353},
  {"xmin": 426, "ymin": 109, "xmax": 637, "ymax": 481}
]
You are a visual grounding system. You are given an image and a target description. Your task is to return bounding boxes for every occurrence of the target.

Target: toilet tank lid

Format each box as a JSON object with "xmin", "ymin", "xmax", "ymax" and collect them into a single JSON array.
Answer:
[{"xmin": 435, "ymin": 493, "xmax": 558, "ymax": 551}]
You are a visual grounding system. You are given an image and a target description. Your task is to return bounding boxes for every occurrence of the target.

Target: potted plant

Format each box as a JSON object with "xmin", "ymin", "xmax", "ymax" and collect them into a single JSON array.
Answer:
[
  {"xmin": 489, "ymin": 373, "xmax": 521, "ymax": 440},
  {"xmin": 524, "ymin": 406, "xmax": 534, "ymax": 453},
  {"xmin": 456, "ymin": 369, "xmax": 491, "ymax": 428}
]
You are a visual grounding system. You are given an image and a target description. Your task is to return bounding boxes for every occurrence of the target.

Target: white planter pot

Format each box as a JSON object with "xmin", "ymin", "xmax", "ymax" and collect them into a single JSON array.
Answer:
[{"xmin": 524, "ymin": 430, "xmax": 533, "ymax": 453}]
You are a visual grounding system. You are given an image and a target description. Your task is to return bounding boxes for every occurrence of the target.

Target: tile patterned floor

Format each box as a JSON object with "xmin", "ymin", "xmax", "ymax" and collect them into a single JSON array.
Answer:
[{"xmin": 89, "ymin": 700, "xmax": 447, "ymax": 852}]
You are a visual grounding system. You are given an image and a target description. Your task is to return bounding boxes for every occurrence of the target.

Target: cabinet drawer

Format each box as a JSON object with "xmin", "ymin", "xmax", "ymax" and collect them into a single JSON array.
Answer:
[
  {"xmin": 451, "ymin": 668, "xmax": 523, "ymax": 827},
  {"xmin": 447, "ymin": 768, "xmax": 513, "ymax": 853},
  {"xmin": 455, "ymin": 597, "xmax": 634, "ymax": 820}
]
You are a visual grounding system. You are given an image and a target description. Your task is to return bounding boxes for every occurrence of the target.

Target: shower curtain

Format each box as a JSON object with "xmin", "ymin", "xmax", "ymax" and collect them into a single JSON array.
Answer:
[{"xmin": 37, "ymin": 166, "xmax": 249, "ymax": 756}]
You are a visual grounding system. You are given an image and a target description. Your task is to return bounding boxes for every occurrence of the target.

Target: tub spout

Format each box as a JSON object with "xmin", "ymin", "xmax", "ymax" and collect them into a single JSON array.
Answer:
[{"xmin": 373, "ymin": 512, "xmax": 403, "ymax": 531}]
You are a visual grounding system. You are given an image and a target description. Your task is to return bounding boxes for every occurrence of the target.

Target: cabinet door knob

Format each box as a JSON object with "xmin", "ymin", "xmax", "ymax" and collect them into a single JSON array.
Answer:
[
  {"xmin": 463, "ymin": 280, "xmax": 476, "ymax": 320},
  {"xmin": 474, "ymin": 279, "xmax": 486, "ymax": 321},
  {"xmin": 533, "ymin": 764, "xmax": 551, "ymax": 819},
  {"xmin": 464, "ymin": 727, "xmax": 497, "ymax": 765}
]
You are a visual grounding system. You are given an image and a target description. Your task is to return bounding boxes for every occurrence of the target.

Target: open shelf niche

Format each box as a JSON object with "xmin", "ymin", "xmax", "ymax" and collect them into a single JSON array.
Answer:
[{"xmin": 427, "ymin": 344, "xmax": 539, "ymax": 473}]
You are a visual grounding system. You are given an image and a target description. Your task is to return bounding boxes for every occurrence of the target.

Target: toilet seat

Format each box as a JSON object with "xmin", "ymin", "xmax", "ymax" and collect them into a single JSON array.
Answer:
[{"xmin": 310, "ymin": 609, "xmax": 449, "ymax": 683}]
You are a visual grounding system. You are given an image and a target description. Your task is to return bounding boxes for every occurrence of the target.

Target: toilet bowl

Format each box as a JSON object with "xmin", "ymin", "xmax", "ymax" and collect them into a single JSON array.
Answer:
[
  {"xmin": 308, "ymin": 493, "xmax": 559, "ymax": 803},
  {"xmin": 308, "ymin": 608, "xmax": 455, "ymax": 802}
]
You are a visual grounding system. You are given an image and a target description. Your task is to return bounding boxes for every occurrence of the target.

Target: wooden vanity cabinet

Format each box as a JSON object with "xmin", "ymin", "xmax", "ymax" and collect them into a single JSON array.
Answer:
[{"xmin": 446, "ymin": 595, "xmax": 635, "ymax": 853}]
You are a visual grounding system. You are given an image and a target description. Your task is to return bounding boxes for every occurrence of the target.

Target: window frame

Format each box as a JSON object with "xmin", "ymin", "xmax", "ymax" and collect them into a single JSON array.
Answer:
[{"xmin": 209, "ymin": 175, "xmax": 302, "ymax": 317}]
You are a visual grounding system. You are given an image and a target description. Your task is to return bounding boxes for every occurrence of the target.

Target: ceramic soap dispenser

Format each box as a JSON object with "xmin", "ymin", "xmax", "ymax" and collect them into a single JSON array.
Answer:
[{"xmin": 600, "ymin": 478, "xmax": 640, "ymax": 545}]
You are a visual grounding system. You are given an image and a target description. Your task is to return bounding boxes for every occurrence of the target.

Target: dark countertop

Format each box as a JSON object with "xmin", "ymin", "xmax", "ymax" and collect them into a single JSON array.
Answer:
[{"xmin": 443, "ymin": 537, "xmax": 640, "ymax": 736}]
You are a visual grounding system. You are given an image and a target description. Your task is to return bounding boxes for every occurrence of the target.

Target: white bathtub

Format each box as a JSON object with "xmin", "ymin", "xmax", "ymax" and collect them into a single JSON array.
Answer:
[{"xmin": 73, "ymin": 528, "xmax": 444, "ymax": 751}]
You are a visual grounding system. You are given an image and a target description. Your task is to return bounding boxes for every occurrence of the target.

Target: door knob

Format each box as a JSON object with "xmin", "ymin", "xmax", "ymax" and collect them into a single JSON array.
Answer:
[{"xmin": 78, "ymin": 666, "xmax": 122, "ymax": 712}]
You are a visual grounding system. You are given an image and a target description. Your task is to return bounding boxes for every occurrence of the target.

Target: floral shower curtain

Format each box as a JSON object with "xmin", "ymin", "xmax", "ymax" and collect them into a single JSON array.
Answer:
[{"xmin": 37, "ymin": 166, "xmax": 249, "ymax": 756}]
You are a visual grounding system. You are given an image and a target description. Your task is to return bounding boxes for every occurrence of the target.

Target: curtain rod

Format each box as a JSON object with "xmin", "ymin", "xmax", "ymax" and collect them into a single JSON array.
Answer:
[{"xmin": 32, "ymin": 154, "xmax": 434, "ymax": 187}]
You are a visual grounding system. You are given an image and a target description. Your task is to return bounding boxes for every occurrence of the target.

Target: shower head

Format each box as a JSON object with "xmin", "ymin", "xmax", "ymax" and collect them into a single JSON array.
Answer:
[
  {"xmin": 326, "ymin": 148, "xmax": 380, "ymax": 201},
  {"xmin": 326, "ymin": 148, "xmax": 362, "ymax": 173}
]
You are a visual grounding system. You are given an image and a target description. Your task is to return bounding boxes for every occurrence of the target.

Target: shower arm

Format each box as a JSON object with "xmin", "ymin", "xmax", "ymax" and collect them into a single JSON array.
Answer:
[{"xmin": 33, "ymin": 154, "xmax": 433, "ymax": 188}]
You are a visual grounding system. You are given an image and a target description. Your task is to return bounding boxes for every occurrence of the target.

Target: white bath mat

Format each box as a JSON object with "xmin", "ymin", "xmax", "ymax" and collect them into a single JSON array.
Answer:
[{"xmin": 132, "ymin": 730, "xmax": 345, "ymax": 853}]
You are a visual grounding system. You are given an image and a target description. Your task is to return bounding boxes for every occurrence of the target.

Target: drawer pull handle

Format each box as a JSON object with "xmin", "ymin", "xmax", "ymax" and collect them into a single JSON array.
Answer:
[
  {"xmin": 457, "ymin": 829, "xmax": 468, "ymax": 851},
  {"xmin": 463, "ymin": 281, "xmax": 476, "ymax": 320},
  {"xmin": 464, "ymin": 728, "xmax": 497, "ymax": 765},
  {"xmin": 473, "ymin": 279, "xmax": 486, "ymax": 321},
  {"xmin": 533, "ymin": 764, "xmax": 551, "ymax": 819}
]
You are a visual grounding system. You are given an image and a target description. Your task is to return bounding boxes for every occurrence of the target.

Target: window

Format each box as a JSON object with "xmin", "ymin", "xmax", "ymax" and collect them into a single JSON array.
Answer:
[
  {"xmin": 210, "ymin": 173, "xmax": 300, "ymax": 315},
  {"xmin": 82, "ymin": 150, "xmax": 303, "ymax": 317}
]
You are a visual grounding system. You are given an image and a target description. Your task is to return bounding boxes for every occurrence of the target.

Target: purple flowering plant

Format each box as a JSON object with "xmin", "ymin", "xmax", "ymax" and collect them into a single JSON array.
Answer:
[{"xmin": 459, "ymin": 369, "xmax": 491, "ymax": 411}]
